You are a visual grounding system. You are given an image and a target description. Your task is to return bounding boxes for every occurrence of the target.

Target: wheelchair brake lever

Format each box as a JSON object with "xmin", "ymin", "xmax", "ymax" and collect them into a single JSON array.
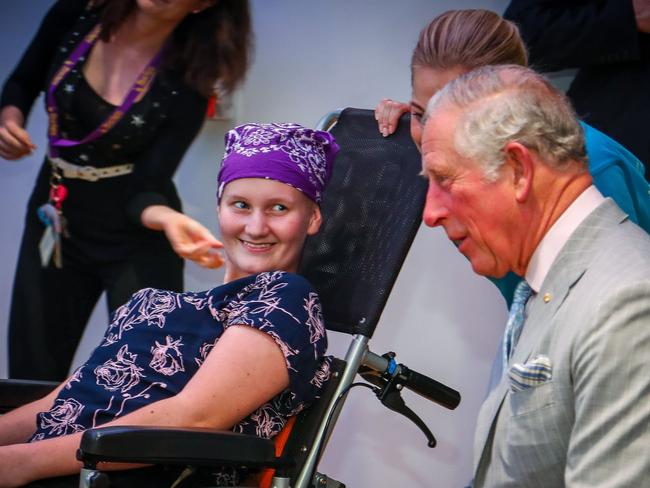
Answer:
[
  {"xmin": 377, "ymin": 377, "xmax": 437, "ymax": 448},
  {"xmin": 359, "ymin": 351, "xmax": 458, "ymax": 448},
  {"xmin": 359, "ymin": 366, "xmax": 437, "ymax": 447}
]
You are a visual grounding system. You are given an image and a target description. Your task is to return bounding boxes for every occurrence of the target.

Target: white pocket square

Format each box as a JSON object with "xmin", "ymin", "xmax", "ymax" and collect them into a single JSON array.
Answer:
[{"xmin": 508, "ymin": 355, "xmax": 553, "ymax": 392}]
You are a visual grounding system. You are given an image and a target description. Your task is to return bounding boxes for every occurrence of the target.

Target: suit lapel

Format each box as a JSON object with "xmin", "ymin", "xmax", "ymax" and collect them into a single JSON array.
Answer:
[{"xmin": 473, "ymin": 199, "xmax": 627, "ymax": 477}]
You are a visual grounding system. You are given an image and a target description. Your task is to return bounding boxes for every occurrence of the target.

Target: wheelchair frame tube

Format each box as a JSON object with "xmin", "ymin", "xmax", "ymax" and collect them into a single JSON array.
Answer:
[
  {"xmin": 293, "ymin": 333, "xmax": 370, "ymax": 488},
  {"xmin": 314, "ymin": 108, "xmax": 343, "ymax": 132},
  {"xmin": 79, "ymin": 467, "xmax": 105, "ymax": 488}
]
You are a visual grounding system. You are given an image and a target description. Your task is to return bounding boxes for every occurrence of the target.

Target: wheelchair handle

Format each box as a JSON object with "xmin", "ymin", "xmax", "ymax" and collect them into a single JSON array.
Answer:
[
  {"xmin": 363, "ymin": 350, "xmax": 461, "ymax": 410},
  {"xmin": 400, "ymin": 365, "xmax": 460, "ymax": 410}
]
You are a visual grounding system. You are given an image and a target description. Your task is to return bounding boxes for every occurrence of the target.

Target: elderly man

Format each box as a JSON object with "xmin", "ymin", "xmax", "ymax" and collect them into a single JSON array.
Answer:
[{"xmin": 421, "ymin": 64, "xmax": 650, "ymax": 487}]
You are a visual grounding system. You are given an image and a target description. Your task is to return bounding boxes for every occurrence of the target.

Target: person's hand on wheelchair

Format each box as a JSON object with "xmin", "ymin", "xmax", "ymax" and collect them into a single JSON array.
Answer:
[{"xmin": 374, "ymin": 98, "xmax": 410, "ymax": 137}]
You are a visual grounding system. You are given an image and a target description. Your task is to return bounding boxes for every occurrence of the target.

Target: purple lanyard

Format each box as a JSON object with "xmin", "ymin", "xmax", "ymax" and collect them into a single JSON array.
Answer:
[{"xmin": 47, "ymin": 24, "xmax": 165, "ymax": 157}]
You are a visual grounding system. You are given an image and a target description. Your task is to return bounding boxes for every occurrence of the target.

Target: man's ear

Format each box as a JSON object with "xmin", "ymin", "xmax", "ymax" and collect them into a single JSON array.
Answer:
[
  {"xmin": 503, "ymin": 141, "xmax": 534, "ymax": 203},
  {"xmin": 307, "ymin": 204, "xmax": 323, "ymax": 236}
]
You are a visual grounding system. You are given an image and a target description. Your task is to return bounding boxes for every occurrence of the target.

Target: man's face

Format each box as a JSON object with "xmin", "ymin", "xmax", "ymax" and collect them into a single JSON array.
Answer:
[{"xmin": 420, "ymin": 107, "xmax": 519, "ymax": 278}]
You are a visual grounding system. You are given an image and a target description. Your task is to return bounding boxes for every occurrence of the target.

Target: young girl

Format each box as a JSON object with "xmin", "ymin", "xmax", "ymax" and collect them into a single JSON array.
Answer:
[{"xmin": 0, "ymin": 123, "xmax": 339, "ymax": 488}]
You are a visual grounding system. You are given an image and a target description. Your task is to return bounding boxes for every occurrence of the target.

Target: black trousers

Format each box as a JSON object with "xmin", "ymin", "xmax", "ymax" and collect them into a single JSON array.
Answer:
[{"xmin": 8, "ymin": 215, "xmax": 183, "ymax": 381}]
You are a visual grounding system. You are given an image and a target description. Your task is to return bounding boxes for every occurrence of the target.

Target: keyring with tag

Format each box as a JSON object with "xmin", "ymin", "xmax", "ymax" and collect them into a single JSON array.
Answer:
[{"xmin": 37, "ymin": 167, "xmax": 69, "ymax": 268}]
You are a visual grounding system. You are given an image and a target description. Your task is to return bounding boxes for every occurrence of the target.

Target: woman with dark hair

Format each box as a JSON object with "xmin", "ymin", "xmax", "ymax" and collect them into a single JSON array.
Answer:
[{"xmin": 0, "ymin": 0, "xmax": 252, "ymax": 381}]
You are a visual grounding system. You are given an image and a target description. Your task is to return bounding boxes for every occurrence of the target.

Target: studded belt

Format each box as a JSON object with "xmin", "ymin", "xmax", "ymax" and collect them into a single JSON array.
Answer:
[{"xmin": 48, "ymin": 156, "xmax": 134, "ymax": 182}]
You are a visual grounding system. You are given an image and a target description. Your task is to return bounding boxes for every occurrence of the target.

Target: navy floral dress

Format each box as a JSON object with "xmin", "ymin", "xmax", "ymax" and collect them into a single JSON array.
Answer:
[{"xmin": 30, "ymin": 271, "xmax": 331, "ymax": 447}]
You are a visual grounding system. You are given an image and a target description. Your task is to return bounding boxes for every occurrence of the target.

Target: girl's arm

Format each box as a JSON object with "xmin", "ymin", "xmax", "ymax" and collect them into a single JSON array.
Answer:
[
  {"xmin": 0, "ymin": 325, "xmax": 288, "ymax": 487},
  {"xmin": 0, "ymin": 382, "xmax": 64, "ymax": 446}
]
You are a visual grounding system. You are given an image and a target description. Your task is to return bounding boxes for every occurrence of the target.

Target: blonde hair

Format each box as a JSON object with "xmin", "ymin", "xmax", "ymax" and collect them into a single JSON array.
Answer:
[{"xmin": 411, "ymin": 9, "xmax": 528, "ymax": 73}]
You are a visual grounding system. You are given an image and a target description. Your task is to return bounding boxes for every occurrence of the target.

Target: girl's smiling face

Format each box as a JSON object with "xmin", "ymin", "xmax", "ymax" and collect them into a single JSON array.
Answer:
[{"xmin": 218, "ymin": 178, "xmax": 322, "ymax": 283}]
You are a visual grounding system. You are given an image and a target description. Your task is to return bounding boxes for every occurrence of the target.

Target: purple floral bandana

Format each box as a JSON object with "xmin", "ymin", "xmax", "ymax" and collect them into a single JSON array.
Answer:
[{"xmin": 217, "ymin": 123, "xmax": 339, "ymax": 204}]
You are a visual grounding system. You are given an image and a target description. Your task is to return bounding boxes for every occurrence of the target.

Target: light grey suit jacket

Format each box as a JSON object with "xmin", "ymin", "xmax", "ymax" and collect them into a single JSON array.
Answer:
[{"xmin": 473, "ymin": 199, "xmax": 650, "ymax": 487}]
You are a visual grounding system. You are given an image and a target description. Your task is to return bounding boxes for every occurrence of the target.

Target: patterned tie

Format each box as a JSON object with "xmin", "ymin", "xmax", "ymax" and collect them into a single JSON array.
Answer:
[{"xmin": 502, "ymin": 280, "xmax": 533, "ymax": 373}]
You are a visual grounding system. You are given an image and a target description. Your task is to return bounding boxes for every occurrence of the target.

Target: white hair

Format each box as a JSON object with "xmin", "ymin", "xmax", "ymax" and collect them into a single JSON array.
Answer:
[{"xmin": 423, "ymin": 65, "xmax": 587, "ymax": 180}]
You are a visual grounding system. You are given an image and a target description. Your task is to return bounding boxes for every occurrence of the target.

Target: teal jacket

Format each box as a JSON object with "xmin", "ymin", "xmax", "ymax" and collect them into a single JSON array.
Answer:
[{"xmin": 495, "ymin": 122, "xmax": 650, "ymax": 306}]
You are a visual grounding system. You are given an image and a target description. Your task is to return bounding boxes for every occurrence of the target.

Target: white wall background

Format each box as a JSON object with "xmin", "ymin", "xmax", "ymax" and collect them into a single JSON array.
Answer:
[{"xmin": 0, "ymin": 1, "xmax": 520, "ymax": 486}]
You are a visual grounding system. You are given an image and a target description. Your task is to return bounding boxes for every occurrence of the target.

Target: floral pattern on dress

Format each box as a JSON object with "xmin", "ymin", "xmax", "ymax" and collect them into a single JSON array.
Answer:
[
  {"xmin": 103, "ymin": 288, "xmax": 180, "ymax": 345},
  {"xmin": 212, "ymin": 272, "xmax": 300, "ymax": 327},
  {"xmin": 182, "ymin": 293, "xmax": 210, "ymax": 311},
  {"xmin": 30, "ymin": 271, "xmax": 331, "ymax": 488},
  {"xmin": 304, "ymin": 292, "xmax": 326, "ymax": 356},
  {"xmin": 37, "ymin": 398, "xmax": 85, "ymax": 437},
  {"xmin": 150, "ymin": 335, "xmax": 185, "ymax": 376},
  {"xmin": 311, "ymin": 359, "xmax": 331, "ymax": 390},
  {"xmin": 65, "ymin": 366, "xmax": 83, "ymax": 390},
  {"xmin": 195, "ymin": 339, "xmax": 217, "ymax": 367},
  {"xmin": 138, "ymin": 289, "xmax": 180, "ymax": 328},
  {"xmin": 248, "ymin": 403, "xmax": 287, "ymax": 438},
  {"xmin": 94, "ymin": 344, "xmax": 145, "ymax": 393}
]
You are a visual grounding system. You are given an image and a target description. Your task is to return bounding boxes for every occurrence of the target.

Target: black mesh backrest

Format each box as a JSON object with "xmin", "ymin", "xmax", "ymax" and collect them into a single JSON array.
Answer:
[{"xmin": 299, "ymin": 108, "xmax": 427, "ymax": 337}]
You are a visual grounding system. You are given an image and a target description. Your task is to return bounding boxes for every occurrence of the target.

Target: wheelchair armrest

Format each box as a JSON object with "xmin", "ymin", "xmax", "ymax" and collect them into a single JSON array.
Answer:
[
  {"xmin": 0, "ymin": 379, "xmax": 59, "ymax": 413},
  {"xmin": 78, "ymin": 426, "xmax": 293, "ymax": 469}
]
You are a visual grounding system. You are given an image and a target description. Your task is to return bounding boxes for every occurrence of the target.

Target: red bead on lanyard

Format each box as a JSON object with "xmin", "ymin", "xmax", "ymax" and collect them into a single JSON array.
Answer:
[{"xmin": 49, "ymin": 176, "xmax": 68, "ymax": 211}]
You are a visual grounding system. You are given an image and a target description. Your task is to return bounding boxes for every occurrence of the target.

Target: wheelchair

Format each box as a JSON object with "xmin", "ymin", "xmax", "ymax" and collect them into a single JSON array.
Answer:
[{"xmin": 0, "ymin": 108, "xmax": 461, "ymax": 488}]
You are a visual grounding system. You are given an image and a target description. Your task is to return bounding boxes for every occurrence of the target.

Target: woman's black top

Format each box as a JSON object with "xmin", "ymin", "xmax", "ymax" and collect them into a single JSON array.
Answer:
[{"xmin": 0, "ymin": 0, "xmax": 208, "ymax": 262}]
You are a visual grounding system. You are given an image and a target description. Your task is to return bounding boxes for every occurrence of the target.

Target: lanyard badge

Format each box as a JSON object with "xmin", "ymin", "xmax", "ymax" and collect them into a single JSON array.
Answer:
[{"xmin": 38, "ymin": 23, "xmax": 164, "ymax": 268}]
